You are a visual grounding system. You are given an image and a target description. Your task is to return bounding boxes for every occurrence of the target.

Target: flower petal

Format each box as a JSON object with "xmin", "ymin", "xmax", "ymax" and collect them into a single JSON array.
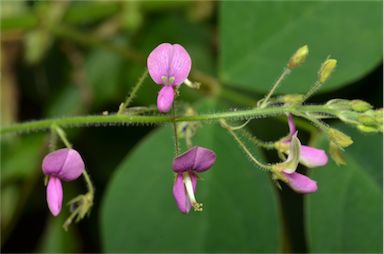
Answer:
[
  {"xmin": 172, "ymin": 173, "xmax": 196, "ymax": 214},
  {"xmin": 42, "ymin": 148, "xmax": 85, "ymax": 181},
  {"xmin": 157, "ymin": 86, "xmax": 174, "ymax": 113},
  {"xmin": 300, "ymin": 145, "xmax": 328, "ymax": 168},
  {"xmin": 283, "ymin": 172, "xmax": 317, "ymax": 193},
  {"xmin": 172, "ymin": 146, "xmax": 216, "ymax": 173},
  {"xmin": 147, "ymin": 43, "xmax": 173, "ymax": 85},
  {"xmin": 287, "ymin": 113, "xmax": 296, "ymax": 135},
  {"xmin": 168, "ymin": 44, "xmax": 191, "ymax": 86},
  {"xmin": 46, "ymin": 177, "xmax": 63, "ymax": 216},
  {"xmin": 278, "ymin": 133, "xmax": 301, "ymax": 173}
]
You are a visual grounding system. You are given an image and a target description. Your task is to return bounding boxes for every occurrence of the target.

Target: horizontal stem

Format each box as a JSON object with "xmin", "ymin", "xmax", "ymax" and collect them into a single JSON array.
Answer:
[{"xmin": 1, "ymin": 105, "xmax": 337, "ymax": 135}]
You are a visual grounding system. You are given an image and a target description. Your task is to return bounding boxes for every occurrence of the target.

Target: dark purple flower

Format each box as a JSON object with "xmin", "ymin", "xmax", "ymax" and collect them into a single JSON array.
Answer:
[{"xmin": 172, "ymin": 146, "xmax": 216, "ymax": 214}]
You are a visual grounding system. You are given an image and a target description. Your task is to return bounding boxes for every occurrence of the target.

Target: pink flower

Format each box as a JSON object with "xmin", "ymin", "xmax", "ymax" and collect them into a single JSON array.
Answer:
[
  {"xmin": 280, "ymin": 114, "xmax": 327, "ymax": 193},
  {"xmin": 147, "ymin": 43, "xmax": 192, "ymax": 112},
  {"xmin": 42, "ymin": 148, "xmax": 85, "ymax": 216},
  {"xmin": 172, "ymin": 146, "xmax": 216, "ymax": 214},
  {"xmin": 287, "ymin": 114, "xmax": 328, "ymax": 168}
]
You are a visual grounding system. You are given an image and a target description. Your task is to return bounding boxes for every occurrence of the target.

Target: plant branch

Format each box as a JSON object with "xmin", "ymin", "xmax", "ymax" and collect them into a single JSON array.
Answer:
[{"xmin": 1, "ymin": 105, "xmax": 339, "ymax": 135}]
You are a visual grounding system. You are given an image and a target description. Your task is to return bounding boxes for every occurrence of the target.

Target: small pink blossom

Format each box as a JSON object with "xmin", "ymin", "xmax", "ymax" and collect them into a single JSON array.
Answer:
[
  {"xmin": 287, "ymin": 114, "xmax": 328, "ymax": 168},
  {"xmin": 42, "ymin": 148, "xmax": 85, "ymax": 216},
  {"xmin": 147, "ymin": 43, "xmax": 192, "ymax": 112},
  {"xmin": 279, "ymin": 114, "xmax": 327, "ymax": 193}
]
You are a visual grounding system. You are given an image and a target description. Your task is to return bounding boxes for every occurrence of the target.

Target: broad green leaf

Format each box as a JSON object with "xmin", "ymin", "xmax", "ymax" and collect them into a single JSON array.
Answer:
[
  {"xmin": 220, "ymin": 2, "xmax": 382, "ymax": 93},
  {"xmin": 306, "ymin": 126, "xmax": 382, "ymax": 253},
  {"xmin": 101, "ymin": 123, "xmax": 281, "ymax": 252}
]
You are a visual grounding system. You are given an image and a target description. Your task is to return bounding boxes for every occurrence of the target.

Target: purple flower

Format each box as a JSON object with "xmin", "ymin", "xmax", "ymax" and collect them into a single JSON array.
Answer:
[
  {"xmin": 287, "ymin": 114, "xmax": 328, "ymax": 168},
  {"xmin": 147, "ymin": 43, "xmax": 192, "ymax": 112},
  {"xmin": 42, "ymin": 148, "xmax": 85, "ymax": 216},
  {"xmin": 172, "ymin": 146, "xmax": 216, "ymax": 214}
]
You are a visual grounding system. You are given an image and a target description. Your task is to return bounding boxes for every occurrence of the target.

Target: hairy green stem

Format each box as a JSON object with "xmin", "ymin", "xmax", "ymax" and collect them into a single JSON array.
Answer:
[
  {"xmin": 220, "ymin": 120, "xmax": 272, "ymax": 170},
  {"xmin": 118, "ymin": 70, "xmax": 148, "ymax": 114},
  {"xmin": 172, "ymin": 103, "xmax": 180, "ymax": 156},
  {"xmin": 1, "ymin": 105, "xmax": 338, "ymax": 135},
  {"xmin": 260, "ymin": 67, "xmax": 291, "ymax": 108}
]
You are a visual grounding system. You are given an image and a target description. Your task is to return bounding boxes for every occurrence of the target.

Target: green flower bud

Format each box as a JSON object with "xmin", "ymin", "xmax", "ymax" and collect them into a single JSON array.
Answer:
[
  {"xmin": 350, "ymin": 100, "xmax": 373, "ymax": 112},
  {"xmin": 328, "ymin": 128, "xmax": 353, "ymax": 148},
  {"xmin": 329, "ymin": 142, "xmax": 347, "ymax": 166},
  {"xmin": 287, "ymin": 45, "xmax": 309, "ymax": 69},
  {"xmin": 358, "ymin": 115, "xmax": 376, "ymax": 126},
  {"xmin": 357, "ymin": 125, "xmax": 379, "ymax": 133},
  {"xmin": 326, "ymin": 99, "xmax": 352, "ymax": 111},
  {"xmin": 319, "ymin": 59, "xmax": 337, "ymax": 83},
  {"xmin": 280, "ymin": 94, "xmax": 304, "ymax": 105}
]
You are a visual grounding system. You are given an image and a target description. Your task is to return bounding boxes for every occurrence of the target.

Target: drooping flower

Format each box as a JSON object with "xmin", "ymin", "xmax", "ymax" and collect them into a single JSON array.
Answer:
[
  {"xmin": 147, "ymin": 43, "xmax": 192, "ymax": 112},
  {"xmin": 42, "ymin": 148, "xmax": 85, "ymax": 216},
  {"xmin": 172, "ymin": 146, "xmax": 216, "ymax": 214}
]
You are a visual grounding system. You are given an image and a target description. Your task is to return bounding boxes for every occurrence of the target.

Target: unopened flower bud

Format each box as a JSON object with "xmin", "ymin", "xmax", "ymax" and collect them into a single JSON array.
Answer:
[
  {"xmin": 350, "ymin": 100, "xmax": 373, "ymax": 112},
  {"xmin": 329, "ymin": 142, "xmax": 346, "ymax": 166},
  {"xmin": 358, "ymin": 115, "xmax": 376, "ymax": 126},
  {"xmin": 319, "ymin": 59, "xmax": 337, "ymax": 83},
  {"xmin": 326, "ymin": 99, "xmax": 352, "ymax": 111},
  {"xmin": 328, "ymin": 128, "xmax": 353, "ymax": 148},
  {"xmin": 287, "ymin": 45, "xmax": 309, "ymax": 69},
  {"xmin": 280, "ymin": 94, "xmax": 304, "ymax": 105},
  {"xmin": 357, "ymin": 125, "xmax": 379, "ymax": 133}
]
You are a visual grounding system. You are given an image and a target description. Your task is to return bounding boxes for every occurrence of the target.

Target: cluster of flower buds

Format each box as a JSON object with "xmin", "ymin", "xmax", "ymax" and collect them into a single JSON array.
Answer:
[{"xmin": 327, "ymin": 99, "xmax": 383, "ymax": 133}]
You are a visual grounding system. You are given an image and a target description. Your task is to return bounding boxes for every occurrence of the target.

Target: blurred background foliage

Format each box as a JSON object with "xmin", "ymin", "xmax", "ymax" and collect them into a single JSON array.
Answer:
[{"xmin": 0, "ymin": 1, "xmax": 382, "ymax": 253}]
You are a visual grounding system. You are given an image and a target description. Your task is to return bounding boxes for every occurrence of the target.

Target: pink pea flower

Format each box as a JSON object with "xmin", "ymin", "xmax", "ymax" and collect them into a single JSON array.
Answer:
[
  {"xmin": 172, "ymin": 146, "xmax": 216, "ymax": 214},
  {"xmin": 147, "ymin": 43, "xmax": 192, "ymax": 113},
  {"xmin": 42, "ymin": 148, "xmax": 85, "ymax": 216},
  {"xmin": 279, "ymin": 114, "xmax": 327, "ymax": 193},
  {"xmin": 276, "ymin": 138, "xmax": 318, "ymax": 193},
  {"xmin": 287, "ymin": 114, "xmax": 328, "ymax": 168}
]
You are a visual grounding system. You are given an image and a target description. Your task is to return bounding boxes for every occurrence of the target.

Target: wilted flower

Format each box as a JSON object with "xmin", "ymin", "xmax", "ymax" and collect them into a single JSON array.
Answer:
[
  {"xmin": 42, "ymin": 148, "xmax": 85, "ymax": 216},
  {"xmin": 273, "ymin": 114, "xmax": 327, "ymax": 193},
  {"xmin": 285, "ymin": 114, "xmax": 328, "ymax": 167},
  {"xmin": 147, "ymin": 43, "xmax": 192, "ymax": 112},
  {"xmin": 172, "ymin": 146, "xmax": 216, "ymax": 214}
]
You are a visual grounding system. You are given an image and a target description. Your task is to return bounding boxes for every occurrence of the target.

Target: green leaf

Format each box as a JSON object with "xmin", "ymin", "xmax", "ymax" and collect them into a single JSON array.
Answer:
[
  {"xmin": 101, "ymin": 122, "xmax": 281, "ymax": 252},
  {"xmin": 306, "ymin": 126, "xmax": 383, "ymax": 252},
  {"xmin": 220, "ymin": 2, "xmax": 382, "ymax": 93}
]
